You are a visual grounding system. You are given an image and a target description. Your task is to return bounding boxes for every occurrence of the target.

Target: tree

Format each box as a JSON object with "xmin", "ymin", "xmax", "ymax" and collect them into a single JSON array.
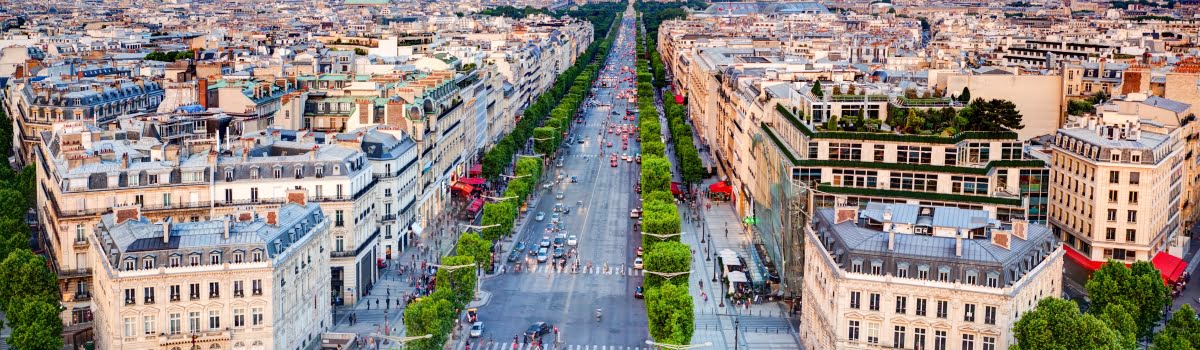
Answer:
[
  {"xmin": 645, "ymin": 283, "xmax": 694, "ymax": 345},
  {"xmin": 1086, "ymin": 260, "xmax": 1171, "ymax": 339},
  {"xmin": 1011, "ymin": 298, "xmax": 1127, "ymax": 350},
  {"xmin": 0, "ymin": 249, "xmax": 57, "ymax": 312},
  {"xmin": 643, "ymin": 241, "xmax": 691, "ymax": 287},
  {"xmin": 831, "ymin": 85, "xmax": 842, "ymax": 95},
  {"xmin": 640, "ymin": 156, "xmax": 672, "ymax": 194},
  {"xmin": 0, "ymin": 188, "xmax": 27, "ymax": 220},
  {"xmin": 533, "ymin": 127, "xmax": 559, "ymax": 156},
  {"xmin": 435, "ymin": 255, "xmax": 477, "ymax": 305},
  {"xmin": 961, "ymin": 98, "xmax": 1024, "ymax": 131},
  {"xmin": 353, "ymin": 48, "xmax": 367, "ymax": 56},
  {"xmin": 1153, "ymin": 304, "xmax": 1200, "ymax": 350},
  {"xmin": 479, "ymin": 202, "xmax": 514, "ymax": 241},
  {"xmin": 810, "ymin": 81, "xmax": 824, "ymax": 98},
  {"xmin": 403, "ymin": 296, "xmax": 454, "ymax": 350},
  {"xmin": 456, "ymin": 233, "xmax": 493, "ymax": 273},
  {"xmin": 959, "ymin": 87, "xmax": 971, "ymax": 102}
]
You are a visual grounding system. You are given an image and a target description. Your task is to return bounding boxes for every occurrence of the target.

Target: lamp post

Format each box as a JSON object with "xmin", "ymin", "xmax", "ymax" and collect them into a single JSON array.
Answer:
[
  {"xmin": 640, "ymin": 231, "xmax": 684, "ymax": 240},
  {"xmin": 481, "ymin": 195, "xmax": 517, "ymax": 202},
  {"xmin": 644, "ymin": 340, "xmax": 713, "ymax": 350},
  {"xmin": 642, "ymin": 270, "xmax": 694, "ymax": 281},
  {"xmin": 372, "ymin": 333, "xmax": 433, "ymax": 350}
]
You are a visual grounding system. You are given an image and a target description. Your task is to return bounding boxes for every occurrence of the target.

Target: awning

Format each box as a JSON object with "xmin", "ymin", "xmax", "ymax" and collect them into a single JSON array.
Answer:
[
  {"xmin": 409, "ymin": 222, "xmax": 424, "ymax": 236},
  {"xmin": 1064, "ymin": 245, "xmax": 1104, "ymax": 271},
  {"xmin": 727, "ymin": 271, "xmax": 749, "ymax": 283},
  {"xmin": 460, "ymin": 177, "xmax": 486, "ymax": 186},
  {"xmin": 452, "ymin": 183, "xmax": 474, "ymax": 195},
  {"xmin": 1152, "ymin": 251, "xmax": 1189, "ymax": 284},
  {"xmin": 709, "ymin": 181, "xmax": 732, "ymax": 194},
  {"xmin": 674, "ymin": 94, "xmax": 684, "ymax": 104},
  {"xmin": 468, "ymin": 198, "xmax": 485, "ymax": 212},
  {"xmin": 469, "ymin": 164, "xmax": 482, "ymax": 175},
  {"xmin": 670, "ymin": 182, "xmax": 683, "ymax": 195}
]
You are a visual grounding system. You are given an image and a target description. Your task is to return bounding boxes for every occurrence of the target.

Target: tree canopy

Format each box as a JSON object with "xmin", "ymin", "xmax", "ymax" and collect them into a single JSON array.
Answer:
[
  {"xmin": 1011, "ymin": 297, "xmax": 1128, "ymax": 350},
  {"xmin": 1086, "ymin": 260, "xmax": 1171, "ymax": 339}
]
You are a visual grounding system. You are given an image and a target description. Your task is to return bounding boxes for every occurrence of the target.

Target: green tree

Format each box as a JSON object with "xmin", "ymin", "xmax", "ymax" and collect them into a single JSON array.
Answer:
[
  {"xmin": 959, "ymin": 86, "xmax": 971, "ymax": 102},
  {"xmin": 533, "ymin": 127, "xmax": 559, "ymax": 156},
  {"xmin": 0, "ymin": 249, "xmax": 57, "ymax": 312},
  {"xmin": 403, "ymin": 296, "xmax": 454, "ymax": 350},
  {"xmin": 0, "ymin": 188, "xmax": 28, "ymax": 220},
  {"xmin": 1011, "ymin": 298, "xmax": 1126, "ymax": 350},
  {"xmin": 456, "ymin": 232, "xmax": 493, "ymax": 273},
  {"xmin": 640, "ymin": 156, "xmax": 672, "ymax": 194},
  {"xmin": 1086, "ymin": 260, "xmax": 1172, "ymax": 339},
  {"xmin": 1152, "ymin": 304, "xmax": 1200, "ymax": 350},
  {"xmin": 6, "ymin": 296, "xmax": 63, "ymax": 350},
  {"xmin": 810, "ymin": 81, "xmax": 824, "ymax": 98},
  {"xmin": 645, "ymin": 283, "xmax": 694, "ymax": 345},
  {"xmin": 961, "ymin": 98, "xmax": 1024, "ymax": 131},
  {"xmin": 643, "ymin": 241, "xmax": 691, "ymax": 287},
  {"xmin": 479, "ymin": 202, "xmax": 514, "ymax": 241},
  {"xmin": 435, "ymin": 255, "xmax": 478, "ymax": 305},
  {"xmin": 353, "ymin": 48, "xmax": 368, "ymax": 56}
]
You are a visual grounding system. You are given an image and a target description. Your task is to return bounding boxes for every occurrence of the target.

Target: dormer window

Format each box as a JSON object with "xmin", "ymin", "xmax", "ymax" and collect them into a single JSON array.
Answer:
[
  {"xmin": 250, "ymin": 167, "xmax": 260, "ymax": 180},
  {"xmin": 142, "ymin": 257, "xmax": 155, "ymax": 269},
  {"xmin": 189, "ymin": 254, "xmax": 201, "ymax": 266},
  {"xmin": 850, "ymin": 258, "xmax": 863, "ymax": 273},
  {"xmin": 252, "ymin": 250, "xmax": 263, "ymax": 262},
  {"xmin": 124, "ymin": 259, "xmax": 135, "ymax": 271},
  {"xmin": 169, "ymin": 255, "xmax": 180, "ymax": 267},
  {"xmin": 225, "ymin": 168, "xmax": 234, "ymax": 182},
  {"xmin": 315, "ymin": 165, "xmax": 324, "ymax": 177},
  {"xmin": 273, "ymin": 167, "xmax": 282, "ymax": 179},
  {"xmin": 209, "ymin": 253, "xmax": 221, "ymax": 265},
  {"xmin": 965, "ymin": 270, "xmax": 979, "ymax": 285},
  {"xmin": 937, "ymin": 266, "xmax": 951, "ymax": 282},
  {"xmin": 870, "ymin": 260, "xmax": 882, "ymax": 275},
  {"xmin": 917, "ymin": 265, "xmax": 930, "ymax": 279},
  {"xmin": 234, "ymin": 252, "xmax": 244, "ymax": 264},
  {"xmin": 295, "ymin": 166, "xmax": 304, "ymax": 179},
  {"xmin": 896, "ymin": 263, "xmax": 909, "ymax": 278}
]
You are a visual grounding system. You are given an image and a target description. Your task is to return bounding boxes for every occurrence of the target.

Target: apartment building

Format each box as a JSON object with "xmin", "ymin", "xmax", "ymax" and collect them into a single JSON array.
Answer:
[
  {"xmin": 1048, "ymin": 113, "xmax": 1185, "ymax": 272},
  {"xmin": 214, "ymin": 132, "xmax": 378, "ymax": 305},
  {"xmin": 3, "ymin": 69, "xmax": 164, "ymax": 165},
  {"xmin": 90, "ymin": 202, "xmax": 331, "ymax": 350},
  {"xmin": 353, "ymin": 127, "xmax": 420, "ymax": 260},
  {"xmin": 801, "ymin": 203, "xmax": 1063, "ymax": 350}
]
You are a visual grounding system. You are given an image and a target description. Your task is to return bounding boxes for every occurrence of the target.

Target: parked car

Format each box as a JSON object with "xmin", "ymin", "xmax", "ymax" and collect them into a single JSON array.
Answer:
[
  {"xmin": 535, "ymin": 212, "xmax": 545, "ymax": 221},
  {"xmin": 636, "ymin": 247, "xmax": 643, "ymax": 257}
]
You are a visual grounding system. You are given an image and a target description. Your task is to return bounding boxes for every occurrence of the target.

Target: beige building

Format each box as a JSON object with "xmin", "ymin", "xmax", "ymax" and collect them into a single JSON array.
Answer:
[
  {"xmin": 801, "ymin": 203, "xmax": 1064, "ymax": 350},
  {"xmin": 90, "ymin": 201, "xmax": 332, "ymax": 350},
  {"xmin": 1048, "ymin": 112, "xmax": 1184, "ymax": 268}
]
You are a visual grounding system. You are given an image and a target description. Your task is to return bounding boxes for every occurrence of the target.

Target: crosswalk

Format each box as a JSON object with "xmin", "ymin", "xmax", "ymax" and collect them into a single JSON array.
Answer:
[
  {"xmin": 459, "ymin": 342, "xmax": 652, "ymax": 350},
  {"xmin": 510, "ymin": 264, "xmax": 644, "ymax": 276}
]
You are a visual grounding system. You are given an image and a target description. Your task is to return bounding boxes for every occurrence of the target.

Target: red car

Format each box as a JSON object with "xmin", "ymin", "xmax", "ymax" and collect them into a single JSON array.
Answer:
[{"xmin": 607, "ymin": 142, "xmax": 613, "ymax": 148}]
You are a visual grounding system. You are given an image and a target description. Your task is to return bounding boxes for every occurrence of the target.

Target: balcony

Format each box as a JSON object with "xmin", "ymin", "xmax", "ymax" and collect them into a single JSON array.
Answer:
[
  {"xmin": 381, "ymin": 214, "xmax": 397, "ymax": 222},
  {"xmin": 331, "ymin": 250, "xmax": 356, "ymax": 258},
  {"xmin": 73, "ymin": 238, "xmax": 89, "ymax": 248},
  {"xmin": 58, "ymin": 268, "xmax": 93, "ymax": 279}
]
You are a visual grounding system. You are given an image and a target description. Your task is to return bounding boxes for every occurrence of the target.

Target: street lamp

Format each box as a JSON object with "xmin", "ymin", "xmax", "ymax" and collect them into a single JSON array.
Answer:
[
  {"xmin": 372, "ymin": 333, "xmax": 433, "ymax": 350},
  {"xmin": 482, "ymin": 195, "xmax": 517, "ymax": 202},
  {"xmin": 644, "ymin": 340, "xmax": 713, "ymax": 350},
  {"xmin": 517, "ymin": 154, "xmax": 544, "ymax": 159},
  {"xmin": 460, "ymin": 223, "xmax": 500, "ymax": 232},
  {"xmin": 500, "ymin": 174, "xmax": 531, "ymax": 180},
  {"xmin": 642, "ymin": 270, "xmax": 694, "ymax": 281},
  {"xmin": 641, "ymin": 231, "xmax": 684, "ymax": 240}
]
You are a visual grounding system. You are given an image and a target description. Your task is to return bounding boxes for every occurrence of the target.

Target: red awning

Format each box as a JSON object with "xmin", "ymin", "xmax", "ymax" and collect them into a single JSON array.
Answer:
[
  {"xmin": 1064, "ymin": 245, "xmax": 1104, "ymax": 271},
  {"xmin": 1152, "ymin": 252, "xmax": 1188, "ymax": 284},
  {"xmin": 452, "ymin": 183, "xmax": 474, "ymax": 195},
  {"xmin": 709, "ymin": 181, "xmax": 733, "ymax": 194},
  {"xmin": 674, "ymin": 94, "xmax": 684, "ymax": 104},
  {"xmin": 469, "ymin": 164, "xmax": 482, "ymax": 175},
  {"xmin": 670, "ymin": 182, "xmax": 683, "ymax": 195},
  {"xmin": 460, "ymin": 177, "xmax": 486, "ymax": 186},
  {"xmin": 468, "ymin": 198, "xmax": 485, "ymax": 212}
]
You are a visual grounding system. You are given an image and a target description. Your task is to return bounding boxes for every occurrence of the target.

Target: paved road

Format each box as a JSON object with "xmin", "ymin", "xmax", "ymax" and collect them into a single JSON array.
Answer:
[{"xmin": 471, "ymin": 6, "xmax": 650, "ymax": 349}]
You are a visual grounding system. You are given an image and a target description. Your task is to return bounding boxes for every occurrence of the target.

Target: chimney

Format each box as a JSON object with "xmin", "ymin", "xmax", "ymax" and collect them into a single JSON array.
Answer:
[
  {"xmin": 991, "ymin": 229, "xmax": 1011, "ymax": 250},
  {"xmin": 1011, "ymin": 219, "xmax": 1028, "ymax": 240},
  {"xmin": 192, "ymin": 48, "xmax": 201, "ymax": 61},
  {"xmin": 114, "ymin": 205, "xmax": 141, "ymax": 225},
  {"xmin": 76, "ymin": 71, "xmax": 83, "ymax": 80},
  {"xmin": 223, "ymin": 216, "xmax": 231, "ymax": 239},
  {"xmin": 955, "ymin": 231, "xmax": 963, "ymax": 257},
  {"xmin": 835, "ymin": 206, "xmax": 857, "ymax": 224},
  {"xmin": 162, "ymin": 218, "xmax": 172, "ymax": 244},
  {"xmin": 286, "ymin": 189, "xmax": 307, "ymax": 206},
  {"xmin": 266, "ymin": 210, "xmax": 278, "ymax": 226},
  {"xmin": 310, "ymin": 145, "xmax": 318, "ymax": 161},
  {"xmin": 120, "ymin": 153, "xmax": 129, "ymax": 169},
  {"xmin": 887, "ymin": 228, "xmax": 896, "ymax": 251},
  {"xmin": 241, "ymin": 148, "xmax": 248, "ymax": 162},
  {"xmin": 198, "ymin": 78, "xmax": 208, "ymax": 108}
]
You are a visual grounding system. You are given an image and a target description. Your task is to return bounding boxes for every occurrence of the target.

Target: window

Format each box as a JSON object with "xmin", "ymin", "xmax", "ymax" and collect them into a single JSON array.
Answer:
[
  {"xmin": 124, "ymin": 260, "xmax": 135, "ymax": 271},
  {"xmin": 170, "ymin": 285, "xmax": 180, "ymax": 301},
  {"xmin": 336, "ymin": 184, "xmax": 344, "ymax": 198},
  {"xmin": 937, "ymin": 267, "xmax": 950, "ymax": 282},
  {"xmin": 210, "ymin": 253, "xmax": 221, "ymax": 265},
  {"xmin": 76, "ymin": 225, "xmax": 85, "ymax": 241},
  {"xmin": 169, "ymin": 255, "xmax": 180, "ymax": 267},
  {"xmin": 1109, "ymin": 170, "xmax": 1119, "ymax": 184},
  {"xmin": 234, "ymin": 308, "xmax": 245, "ymax": 327},
  {"xmin": 189, "ymin": 283, "xmax": 200, "ymax": 300},
  {"xmin": 1106, "ymin": 227, "xmax": 1117, "ymax": 241},
  {"xmin": 934, "ymin": 330, "xmax": 948, "ymax": 350},
  {"xmin": 1129, "ymin": 191, "xmax": 1139, "ymax": 204},
  {"xmin": 962, "ymin": 334, "xmax": 975, "ymax": 350},
  {"xmin": 233, "ymin": 252, "xmax": 243, "ymax": 264},
  {"xmin": 917, "ymin": 265, "xmax": 929, "ymax": 279},
  {"xmin": 848, "ymin": 320, "xmax": 860, "ymax": 341},
  {"xmin": 336, "ymin": 236, "xmax": 345, "ymax": 252},
  {"xmin": 916, "ymin": 298, "xmax": 928, "ymax": 316},
  {"xmin": 1108, "ymin": 190, "xmax": 1118, "ymax": 203},
  {"xmin": 869, "ymin": 293, "xmax": 881, "ymax": 311},
  {"xmin": 1126, "ymin": 229, "xmax": 1136, "ymax": 242},
  {"xmin": 850, "ymin": 291, "xmax": 861, "ymax": 309},
  {"xmin": 895, "ymin": 296, "xmax": 908, "ymax": 314},
  {"xmin": 1127, "ymin": 210, "xmax": 1137, "ymax": 223},
  {"xmin": 867, "ymin": 322, "xmax": 880, "ymax": 344},
  {"xmin": 208, "ymin": 310, "xmax": 220, "ymax": 329},
  {"xmin": 272, "ymin": 168, "xmax": 282, "ymax": 179},
  {"xmin": 897, "ymin": 145, "xmax": 933, "ymax": 164},
  {"xmin": 897, "ymin": 263, "xmax": 909, "ymax": 278},
  {"xmin": 190, "ymin": 254, "xmax": 200, "ymax": 266},
  {"xmin": 832, "ymin": 169, "xmax": 878, "ymax": 188},
  {"xmin": 874, "ymin": 145, "xmax": 885, "ymax": 162},
  {"xmin": 250, "ymin": 168, "xmax": 260, "ymax": 179},
  {"xmin": 891, "ymin": 172, "xmax": 939, "ymax": 192},
  {"xmin": 951, "ymin": 175, "xmax": 990, "ymax": 195},
  {"xmin": 335, "ymin": 210, "xmax": 345, "ymax": 226},
  {"xmin": 124, "ymin": 316, "xmax": 136, "ymax": 337},
  {"xmin": 829, "ymin": 143, "xmax": 863, "ymax": 161},
  {"xmin": 965, "ymin": 270, "xmax": 978, "ymax": 285},
  {"xmin": 234, "ymin": 281, "xmax": 244, "ymax": 297},
  {"xmin": 143, "ymin": 315, "xmax": 156, "ymax": 335},
  {"xmin": 294, "ymin": 167, "xmax": 303, "ymax": 179},
  {"xmin": 936, "ymin": 300, "xmax": 949, "ymax": 318},
  {"xmin": 914, "ymin": 328, "xmax": 927, "ymax": 350},
  {"xmin": 1107, "ymin": 209, "xmax": 1117, "ymax": 222},
  {"xmin": 209, "ymin": 282, "xmax": 219, "ymax": 298},
  {"xmin": 252, "ymin": 279, "xmax": 263, "ymax": 295},
  {"xmin": 983, "ymin": 336, "xmax": 996, "ymax": 350},
  {"xmin": 870, "ymin": 260, "xmax": 883, "ymax": 275},
  {"xmin": 252, "ymin": 307, "xmax": 264, "ymax": 325},
  {"xmin": 984, "ymin": 306, "xmax": 997, "ymax": 325},
  {"xmin": 964, "ymin": 303, "xmax": 976, "ymax": 322},
  {"xmin": 124, "ymin": 288, "xmax": 135, "ymax": 305},
  {"xmin": 144, "ymin": 287, "xmax": 155, "ymax": 304},
  {"xmin": 189, "ymin": 311, "xmax": 201, "ymax": 332},
  {"xmin": 894, "ymin": 326, "xmax": 907, "ymax": 349},
  {"xmin": 986, "ymin": 273, "xmax": 1000, "ymax": 288},
  {"xmin": 851, "ymin": 259, "xmax": 863, "ymax": 273},
  {"xmin": 169, "ymin": 313, "xmax": 181, "ymax": 335}
]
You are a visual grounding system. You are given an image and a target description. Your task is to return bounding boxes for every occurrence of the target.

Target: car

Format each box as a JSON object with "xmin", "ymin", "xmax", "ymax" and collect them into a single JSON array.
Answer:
[
  {"xmin": 553, "ymin": 247, "xmax": 564, "ymax": 258},
  {"xmin": 630, "ymin": 208, "xmax": 640, "ymax": 218},
  {"xmin": 622, "ymin": 144, "xmax": 628, "ymax": 150},
  {"xmin": 567, "ymin": 235, "xmax": 578, "ymax": 246},
  {"xmin": 633, "ymin": 257, "xmax": 643, "ymax": 269},
  {"xmin": 636, "ymin": 246, "xmax": 643, "ymax": 256},
  {"xmin": 470, "ymin": 322, "xmax": 484, "ymax": 338},
  {"xmin": 508, "ymin": 243, "xmax": 527, "ymax": 262},
  {"xmin": 578, "ymin": 138, "xmax": 585, "ymax": 144},
  {"xmin": 525, "ymin": 322, "xmax": 553, "ymax": 338},
  {"xmin": 535, "ymin": 212, "xmax": 545, "ymax": 221},
  {"xmin": 634, "ymin": 285, "xmax": 644, "ymax": 299},
  {"xmin": 539, "ymin": 236, "xmax": 551, "ymax": 248},
  {"xmin": 563, "ymin": 207, "xmax": 571, "ymax": 214},
  {"xmin": 551, "ymin": 213, "xmax": 560, "ymax": 223},
  {"xmin": 536, "ymin": 248, "xmax": 549, "ymax": 263},
  {"xmin": 556, "ymin": 192, "xmax": 565, "ymax": 199},
  {"xmin": 607, "ymin": 142, "xmax": 613, "ymax": 147},
  {"xmin": 611, "ymin": 159, "xmax": 618, "ymax": 167},
  {"xmin": 553, "ymin": 234, "xmax": 565, "ymax": 247},
  {"xmin": 557, "ymin": 161, "xmax": 564, "ymax": 168}
]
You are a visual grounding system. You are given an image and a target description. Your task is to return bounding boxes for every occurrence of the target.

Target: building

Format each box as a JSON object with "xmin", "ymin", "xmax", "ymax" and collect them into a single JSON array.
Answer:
[
  {"xmin": 353, "ymin": 126, "xmax": 420, "ymax": 260},
  {"xmin": 1048, "ymin": 112, "xmax": 1185, "ymax": 276},
  {"xmin": 89, "ymin": 201, "xmax": 332, "ymax": 350},
  {"xmin": 800, "ymin": 203, "xmax": 1064, "ymax": 350}
]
